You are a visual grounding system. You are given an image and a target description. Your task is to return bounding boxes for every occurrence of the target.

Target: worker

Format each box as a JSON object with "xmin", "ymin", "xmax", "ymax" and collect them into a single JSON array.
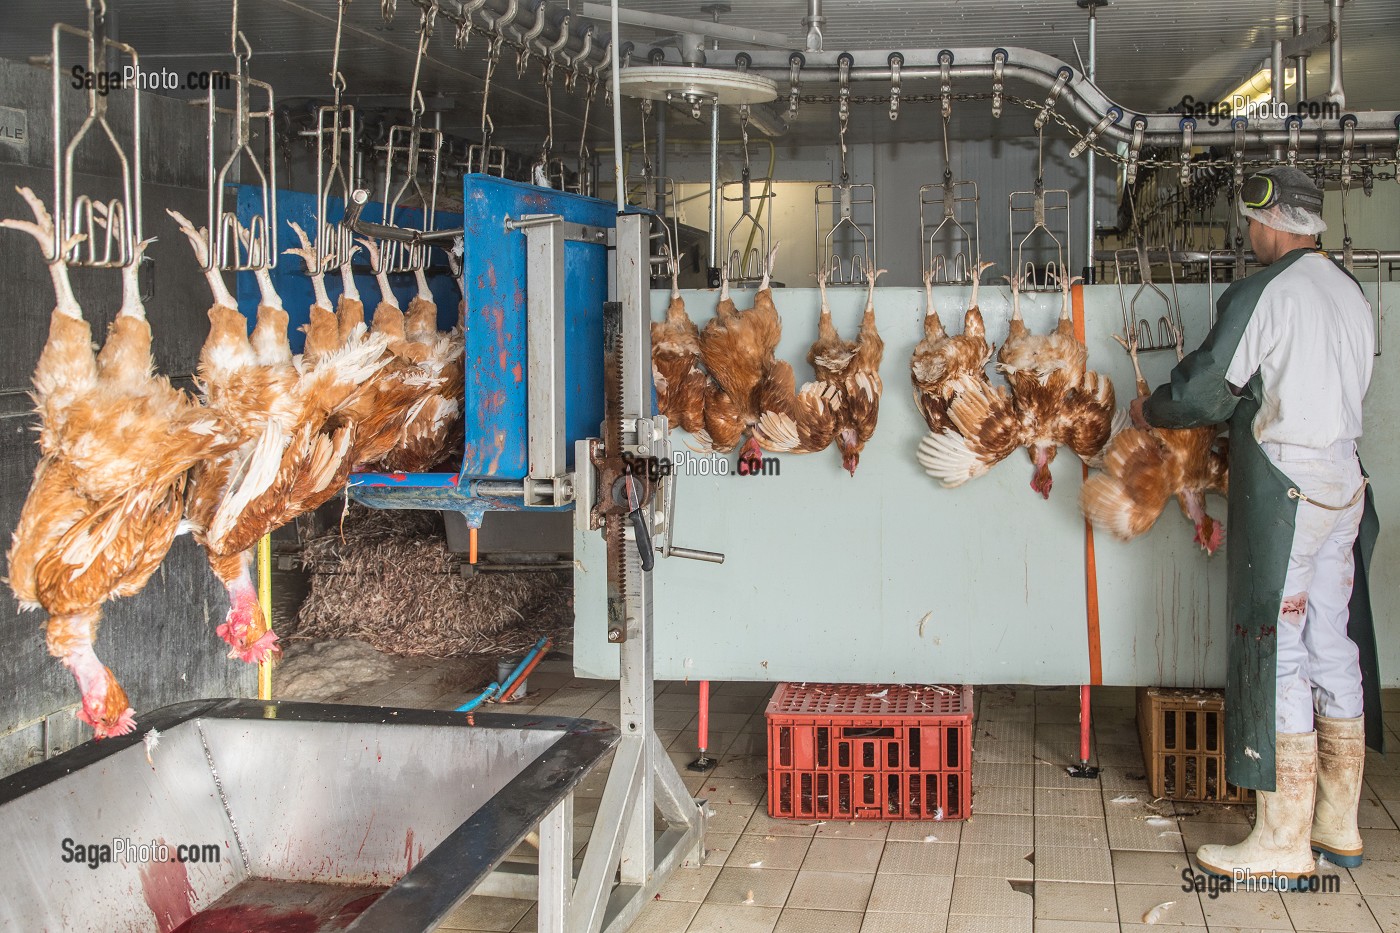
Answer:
[{"xmin": 1129, "ymin": 166, "xmax": 1381, "ymax": 886}]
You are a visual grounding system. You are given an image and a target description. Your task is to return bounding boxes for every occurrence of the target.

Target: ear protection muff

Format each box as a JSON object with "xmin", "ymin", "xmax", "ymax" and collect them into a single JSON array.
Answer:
[{"xmin": 1240, "ymin": 172, "xmax": 1324, "ymax": 213}]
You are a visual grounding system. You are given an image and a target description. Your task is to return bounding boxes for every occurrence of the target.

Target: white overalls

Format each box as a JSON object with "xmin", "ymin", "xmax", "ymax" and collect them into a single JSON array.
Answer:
[{"xmin": 1223, "ymin": 252, "xmax": 1376, "ymax": 734}]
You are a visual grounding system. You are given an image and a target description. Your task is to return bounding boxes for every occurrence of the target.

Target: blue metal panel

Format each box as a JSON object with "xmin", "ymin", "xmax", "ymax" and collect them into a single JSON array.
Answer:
[
  {"xmin": 458, "ymin": 175, "xmax": 615, "ymax": 480},
  {"xmin": 232, "ymin": 185, "xmax": 464, "ymax": 354}
]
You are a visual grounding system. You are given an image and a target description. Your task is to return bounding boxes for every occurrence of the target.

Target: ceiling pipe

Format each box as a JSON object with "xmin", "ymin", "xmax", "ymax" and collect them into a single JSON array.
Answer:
[
  {"xmin": 804, "ymin": 0, "xmax": 825, "ymax": 53},
  {"xmin": 1292, "ymin": 12, "xmax": 1309, "ymax": 105},
  {"xmin": 450, "ymin": 0, "xmax": 612, "ymax": 71},
  {"xmin": 578, "ymin": 1, "xmax": 798, "ymax": 50},
  {"xmin": 703, "ymin": 47, "xmax": 1398, "ymax": 148},
  {"xmin": 1326, "ymin": 0, "xmax": 1345, "ymax": 108}
]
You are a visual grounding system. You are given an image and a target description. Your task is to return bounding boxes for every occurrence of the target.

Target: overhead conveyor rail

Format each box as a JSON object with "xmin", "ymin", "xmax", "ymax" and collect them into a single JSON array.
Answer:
[{"xmin": 638, "ymin": 46, "xmax": 1400, "ymax": 151}]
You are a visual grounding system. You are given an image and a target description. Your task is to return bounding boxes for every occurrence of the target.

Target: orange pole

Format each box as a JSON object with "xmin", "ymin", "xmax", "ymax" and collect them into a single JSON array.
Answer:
[
  {"xmin": 1071, "ymin": 282, "xmax": 1104, "ymax": 686},
  {"xmin": 469, "ymin": 526, "xmax": 478, "ymax": 565}
]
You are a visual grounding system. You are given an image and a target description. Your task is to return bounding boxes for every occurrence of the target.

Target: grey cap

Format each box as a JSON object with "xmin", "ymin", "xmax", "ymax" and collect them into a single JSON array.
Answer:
[{"xmin": 1239, "ymin": 166, "xmax": 1327, "ymax": 235}]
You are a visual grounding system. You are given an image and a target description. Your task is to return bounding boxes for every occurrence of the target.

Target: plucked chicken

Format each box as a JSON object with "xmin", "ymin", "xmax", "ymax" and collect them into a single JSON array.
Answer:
[
  {"xmin": 917, "ymin": 272, "xmax": 1115, "ymax": 497},
  {"xmin": 651, "ymin": 257, "xmax": 709, "ymax": 437},
  {"xmin": 5, "ymin": 188, "xmax": 235, "ymax": 737},
  {"xmin": 910, "ymin": 261, "xmax": 997, "ymax": 434},
  {"xmin": 1080, "ymin": 324, "xmax": 1228, "ymax": 553}
]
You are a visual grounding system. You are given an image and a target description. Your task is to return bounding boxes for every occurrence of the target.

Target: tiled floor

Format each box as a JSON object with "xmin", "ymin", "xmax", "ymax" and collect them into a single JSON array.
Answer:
[{"xmin": 315, "ymin": 661, "xmax": 1400, "ymax": 933}]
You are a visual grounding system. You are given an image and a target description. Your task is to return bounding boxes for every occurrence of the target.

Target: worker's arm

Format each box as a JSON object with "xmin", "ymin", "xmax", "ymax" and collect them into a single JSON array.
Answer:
[{"xmin": 1139, "ymin": 287, "xmax": 1280, "ymax": 430}]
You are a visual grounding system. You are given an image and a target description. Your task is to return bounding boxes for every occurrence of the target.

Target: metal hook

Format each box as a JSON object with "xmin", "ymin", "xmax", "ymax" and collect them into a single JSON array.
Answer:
[
  {"xmin": 1179, "ymin": 117, "xmax": 1195, "ymax": 188},
  {"xmin": 888, "ymin": 52, "xmax": 902, "ymax": 122},
  {"xmin": 1069, "ymin": 106, "xmax": 1121, "ymax": 159},
  {"xmin": 1035, "ymin": 66, "xmax": 1071, "ymax": 132},
  {"xmin": 453, "ymin": 0, "xmax": 489, "ymax": 48},
  {"xmin": 990, "ymin": 48, "xmax": 1007, "ymax": 119},
  {"xmin": 938, "ymin": 50, "xmax": 953, "ymax": 120},
  {"xmin": 787, "ymin": 52, "xmax": 803, "ymax": 120}
]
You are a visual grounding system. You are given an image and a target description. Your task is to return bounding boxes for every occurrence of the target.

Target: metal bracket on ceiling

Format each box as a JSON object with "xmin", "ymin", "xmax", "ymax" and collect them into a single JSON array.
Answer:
[{"xmin": 1179, "ymin": 117, "xmax": 1195, "ymax": 188}]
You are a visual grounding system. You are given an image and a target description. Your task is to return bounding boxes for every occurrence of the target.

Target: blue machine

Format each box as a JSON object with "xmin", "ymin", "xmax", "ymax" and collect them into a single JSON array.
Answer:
[
  {"xmin": 232, "ymin": 185, "xmax": 463, "ymax": 353},
  {"xmin": 346, "ymin": 175, "xmax": 620, "ymax": 530}
]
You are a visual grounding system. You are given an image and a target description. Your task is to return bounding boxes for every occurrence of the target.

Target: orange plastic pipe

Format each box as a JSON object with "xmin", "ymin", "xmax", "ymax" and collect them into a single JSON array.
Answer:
[
  {"xmin": 469, "ymin": 526, "xmax": 479, "ymax": 565},
  {"xmin": 1071, "ymin": 282, "xmax": 1104, "ymax": 687}
]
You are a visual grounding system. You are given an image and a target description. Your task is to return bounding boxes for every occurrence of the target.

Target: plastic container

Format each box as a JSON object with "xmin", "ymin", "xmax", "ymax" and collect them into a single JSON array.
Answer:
[
  {"xmin": 765, "ymin": 683, "xmax": 973, "ymax": 821},
  {"xmin": 1136, "ymin": 687, "xmax": 1255, "ymax": 804}
]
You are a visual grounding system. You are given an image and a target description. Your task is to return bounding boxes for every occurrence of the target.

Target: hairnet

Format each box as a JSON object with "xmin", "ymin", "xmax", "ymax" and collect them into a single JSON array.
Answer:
[{"xmin": 1238, "ymin": 167, "xmax": 1327, "ymax": 235}]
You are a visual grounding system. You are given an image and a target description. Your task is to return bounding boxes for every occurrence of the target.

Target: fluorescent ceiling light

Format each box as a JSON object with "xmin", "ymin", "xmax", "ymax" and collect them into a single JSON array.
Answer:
[{"xmin": 1228, "ymin": 67, "xmax": 1298, "ymax": 115}]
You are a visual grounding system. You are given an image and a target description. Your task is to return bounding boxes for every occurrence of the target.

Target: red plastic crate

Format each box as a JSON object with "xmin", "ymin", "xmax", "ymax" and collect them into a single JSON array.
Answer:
[{"xmin": 765, "ymin": 683, "xmax": 974, "ymax": 821}]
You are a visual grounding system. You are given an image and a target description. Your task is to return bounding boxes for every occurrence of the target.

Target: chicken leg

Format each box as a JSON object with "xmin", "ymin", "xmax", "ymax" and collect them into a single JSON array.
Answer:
[
  {"xmin": 337, "ymin": 242, "xmax": 365, "ymax": 345},
  {"xmin": 3, "ymin": 191, "xmax": 135, "ymax": 737},
  {"xmin": 286, "ymin": 221, "xmax": 339, "ymax": 365},
  {"xmin": 2, "ymin": 188, "xmax": 96, "ymax": 450},
  {"xmin": 405, "ymin": 264, "xmax": 439, "ymax": 348}
]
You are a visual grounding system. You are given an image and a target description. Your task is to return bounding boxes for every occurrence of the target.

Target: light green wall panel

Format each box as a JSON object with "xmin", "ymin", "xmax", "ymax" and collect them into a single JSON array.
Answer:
[{"xmin": 575, "ymin": 279, "xmax": 1397, "ymax": 687}]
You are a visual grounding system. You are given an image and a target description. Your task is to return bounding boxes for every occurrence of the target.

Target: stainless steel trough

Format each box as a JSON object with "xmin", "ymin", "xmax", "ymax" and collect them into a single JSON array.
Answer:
[{"xmin": 0, "ymin": 699, "xmax": 617, "ymax": 932}]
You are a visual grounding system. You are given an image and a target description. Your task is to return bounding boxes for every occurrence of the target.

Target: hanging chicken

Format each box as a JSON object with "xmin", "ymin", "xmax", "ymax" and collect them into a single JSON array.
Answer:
[
  {"xmin": 374, "ymin": 263, "xmax": 464, "ymax": 472},
  {"xmin": 171, "ymin": 210, "xmax": 390, "ymax": 664},
  {"xmin": 286, "ymin": 221, "xmax": 344, "ymax": 366},
  {"xmin": 917, "ymin": 272, "xmax": 1115, "ymax": 497},
  {"xmin": 699, "ymin": 244, "xmax": 785, "ymax": 468},
  {"xmin": 911, "ymin": 261, "xmax": 997, "ymax": 435},
  {"xmin": 755, "ymin": 268, "xmax": 843, "ymax": 456},
  {"xmin": 1081, "ymin": 324, "xmax": 1229, "ymax": 553},
  {"xmin": 336, "ymin": 244, "xmax": 366, "ymax": 345},
  {"xmin": 651, "ymin": 257, "xmax": 709, "ymax": 437},
  {"xmin": 4, "ymin": 188, "xmax": 237, "ymax": 737},
  {"xmin": 759, "ymin": 266, "xmax": 885, "ymax": 474}
]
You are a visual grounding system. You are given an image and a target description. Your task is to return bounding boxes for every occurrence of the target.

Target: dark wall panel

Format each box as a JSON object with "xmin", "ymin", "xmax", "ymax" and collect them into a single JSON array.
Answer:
[{"xmin": 0, "ymin": 57, "xmax": 254, "ymax": 777}]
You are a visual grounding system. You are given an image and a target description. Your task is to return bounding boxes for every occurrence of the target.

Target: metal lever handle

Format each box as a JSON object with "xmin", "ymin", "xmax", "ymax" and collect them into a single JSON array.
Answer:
[
  {"xmin": 344, "ymin": 188, "xmax": 463, "ymax": 244},
  {"xmin": 666, "ymin": 546, "xmax": 725, "ymax": 564},
  {"xmin": 629, "ymin": 508, "xmax": 654, "ymax": 572}
]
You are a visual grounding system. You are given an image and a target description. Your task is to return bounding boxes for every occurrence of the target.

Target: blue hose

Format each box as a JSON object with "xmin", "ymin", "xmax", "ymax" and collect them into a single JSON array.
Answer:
[
  {"xmin": 499, "ymin": 637, "xmax": 550, "ymax": 697},
  {"xmin": 457, "ymin": 636, "xmax": 549, "ymax": 713},
  {"xmin": 457, "ymin": 682, "xmax": 501, "ymax": 713}
]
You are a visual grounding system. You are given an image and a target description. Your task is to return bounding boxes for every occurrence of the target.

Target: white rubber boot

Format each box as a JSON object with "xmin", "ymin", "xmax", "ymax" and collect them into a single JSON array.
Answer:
[
  {"xmin": 1196, "ymin": 732, "xmax": 1317, "ymax": 887},
  {"xmin": 1311, "ymin": 715, "xmax": 1366, "ymax": 868}
]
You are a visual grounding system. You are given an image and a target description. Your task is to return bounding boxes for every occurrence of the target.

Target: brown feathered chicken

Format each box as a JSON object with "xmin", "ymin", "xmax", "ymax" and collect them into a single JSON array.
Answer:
[
  {"xmin": 373, "ymin": 263, "xmax": 464, "ymax": 472},
  {"xmin": 286, "ymin": 221, "xmax": 343, "ymax": 367},
  {"xmin": 336, "ymin": 243, "xmax": 365, "ymax": 345},
  {"xmin": 1080, "ymin": 324, "xmax": 1228, "ymax": 553},
  {"xmin": 756, "ymin": 267, "xmax": 886, "ymax": 473},
  {"xmin": 5, "ymin": 188, "xmax": 235, "ymax": 737},
  {"xmin": 754, "ymin": 268, "xmax": 843, "ymax": 456},
  {"xmin": 172, "ymin": 211, "xmax": 389, "ymax": 664},
  {"xmin": 917, "ymin": 273, "xmax": 1115, "ymax": 497},
  {"xmin": 699, "ymin": 245, "xmax": 784, "ymax": 467},
  {"xmin": 911, "ymin": 261, "xmax": 997, "ymax": 434},
  {"xmin": 651, "ymin": 257, "xmax": 709, "ymax": 436}
]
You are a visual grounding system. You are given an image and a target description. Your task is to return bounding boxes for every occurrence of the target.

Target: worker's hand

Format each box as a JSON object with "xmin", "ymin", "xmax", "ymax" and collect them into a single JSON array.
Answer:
[{"xmin": 1129, "ymin": 397, "xmax": 1150, "ymax": 430}]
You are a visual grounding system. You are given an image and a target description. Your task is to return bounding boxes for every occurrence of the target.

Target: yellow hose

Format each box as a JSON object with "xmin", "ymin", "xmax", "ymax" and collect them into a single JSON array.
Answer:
[{"xmin": 256, "ymin": 533, "xmax": 273, "ymax": 700}]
